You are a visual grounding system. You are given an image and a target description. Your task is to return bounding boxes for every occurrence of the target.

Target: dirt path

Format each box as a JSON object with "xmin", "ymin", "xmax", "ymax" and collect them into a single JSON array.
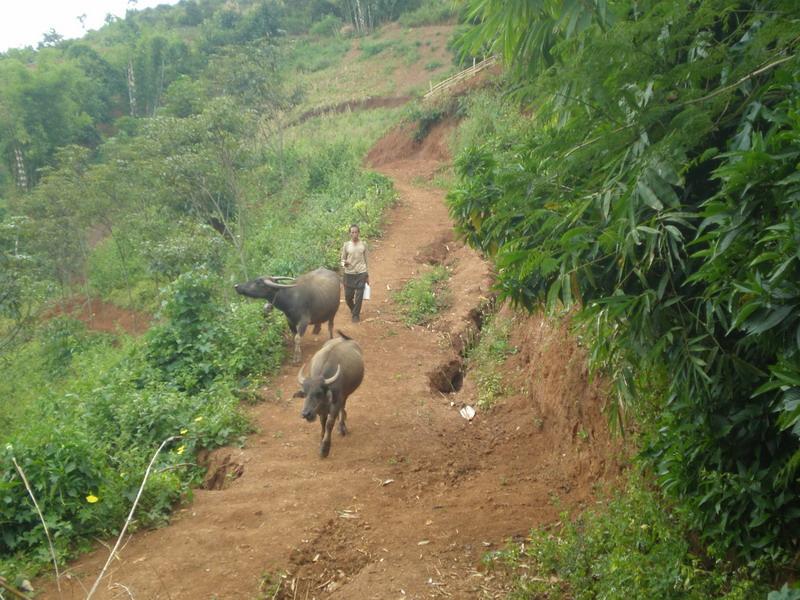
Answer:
[{"xmin": 38, "ymin": 119, "xmax": 620, "ymax": 600}]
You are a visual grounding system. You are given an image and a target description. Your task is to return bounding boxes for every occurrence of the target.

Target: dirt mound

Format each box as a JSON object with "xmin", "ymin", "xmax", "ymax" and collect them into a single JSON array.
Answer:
[
  {"xmin": 415, "ymin": 230, "xmax": 455, "ymax": 265},
  {"xmin": 44, "ymin": 296, "xmax": 151, "ymax": 336},
  {"xmin": 366, "ymin": 116, "xmax": 455, "ymax": 169}
]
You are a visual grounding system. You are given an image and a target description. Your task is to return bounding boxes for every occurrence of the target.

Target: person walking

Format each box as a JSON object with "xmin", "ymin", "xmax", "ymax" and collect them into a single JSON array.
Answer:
[{"xmin": 341, "ymin": 224, "xmax": 369, "ymax": 323}]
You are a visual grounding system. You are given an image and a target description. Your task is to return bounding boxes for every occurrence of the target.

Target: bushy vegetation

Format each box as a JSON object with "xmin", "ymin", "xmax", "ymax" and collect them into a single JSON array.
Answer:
[
  {"xmin": 489, "ymin": 475, "xmax": 769, "ymax": 599},
  {"xmin": 406, "ymin": 95, "xmax": 463, "ymax": 143},
  {"xmin": 450, "ymin": 0, "xmax": 800, "ymax": 582},
  {"xmin": 394, "ymin": 265, "xmax": 451, "ymax": 325},
  {"xmin": 1, "ymin": 273, "xmax": 268, "ymax": 578},
  {"xmin": 399, "ymin": 0, "xmax": 458, "ymax": 27}
]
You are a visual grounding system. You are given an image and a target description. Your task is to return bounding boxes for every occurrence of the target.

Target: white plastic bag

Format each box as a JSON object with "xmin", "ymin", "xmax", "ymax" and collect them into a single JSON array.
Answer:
[{"xmin": 363, "ymin": 283, "xmax": 371, "ymax": 300}]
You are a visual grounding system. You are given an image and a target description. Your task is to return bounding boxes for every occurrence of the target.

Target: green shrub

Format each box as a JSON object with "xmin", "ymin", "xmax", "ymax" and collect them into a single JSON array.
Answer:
[
  {"xmin": 143, "ymin": 268, "xmax": 285, "ymax": 393},
  {"xmin": 405, "ymin": 96, "xmax": 461, "ymax": 143},
  {"xmin": 394, "ymin": 266, "xmax": 450, "ymax": 326},
  {"xmin": 398, "ymin": 1, "xmax": 457, "ymax": 27},
  {"xmin": 309, "ymin": 15, "xmax": 343, "ymax": 37},
  {"xmin": 359, "ymin": 38, "xmax": 398, "ymax": 59},
  {"xmin": 448, "ymin": 1, "xmax": 800, "ymax": 563},
  {"xmin": 36, "ymin": 317, "xmax": 92, "ymax": 377},
  {"xmin": 487, "ymin": 475, "xmax": 769, "ymax": 599},
  {"xmin": 87, "ymin": 236, "xmax": 147, "ymax": 298},
  {"xmin": 1, "ymin": 426, "xmax": 121, "ymax": 556}
]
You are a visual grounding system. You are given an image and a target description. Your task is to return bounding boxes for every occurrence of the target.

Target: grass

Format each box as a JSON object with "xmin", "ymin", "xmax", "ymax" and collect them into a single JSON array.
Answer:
[
  {"xmin": 483, "ymin": 473, "xmax": 771, "ymax": 599},
  {"xmin": 287, "ymin": 104, "xmax": 407, "ymax": 157},
  {"xmin": 292, "ymin": 23, "xmax": 456, "ymax": 107},
  {"xmin": 394, "ymin": 266, "xmax": 451, "ymax": 326},
  {"xmin": 466, "ymin": 312, "xmax": 517, "ymax": 409}
]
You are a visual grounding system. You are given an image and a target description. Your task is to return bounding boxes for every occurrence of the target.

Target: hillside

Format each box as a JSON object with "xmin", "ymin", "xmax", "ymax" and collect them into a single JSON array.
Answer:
[
  {"xmin": 31, "ymin": 40, "xmax": 621, "ymax": 600},
  {"xmin": 5, "ymin": 1, "xmax": 798, "ymax": 597}
]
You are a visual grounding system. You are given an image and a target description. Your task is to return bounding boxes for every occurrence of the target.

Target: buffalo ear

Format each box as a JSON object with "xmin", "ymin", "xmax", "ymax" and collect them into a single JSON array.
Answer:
[{"xmin": 292, "ymin": 390, "xmax": 306, "ymax": 399}]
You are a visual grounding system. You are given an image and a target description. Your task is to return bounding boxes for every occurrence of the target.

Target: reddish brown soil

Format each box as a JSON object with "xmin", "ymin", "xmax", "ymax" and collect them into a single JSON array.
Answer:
[
  {"xmin": 36, "ymin": 99, "xmax": 622, "ymax": 600},
  {"xmin": 44, "ymin": 297, "xmax": 151, "ymax": 336}
]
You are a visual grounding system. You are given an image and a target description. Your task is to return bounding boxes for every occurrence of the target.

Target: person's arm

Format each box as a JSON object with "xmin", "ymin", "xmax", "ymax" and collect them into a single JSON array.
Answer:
[
  {"xmin": 341, "ymin": 242, "xmax": 348, "ymax": 267},
  {"xmin": 364, "ymin": 243, "xmax": 369, "ymax": 284}
]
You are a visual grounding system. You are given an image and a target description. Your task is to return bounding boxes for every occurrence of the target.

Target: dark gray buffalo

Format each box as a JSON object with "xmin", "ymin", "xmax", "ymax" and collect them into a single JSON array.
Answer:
[
  {"xmin": 293, "ymin": 331, "xmax": 364, "ymax": 458},
  {"xmin": 234, "ymin": 267, "xmax": 340, "ymax": 364}
]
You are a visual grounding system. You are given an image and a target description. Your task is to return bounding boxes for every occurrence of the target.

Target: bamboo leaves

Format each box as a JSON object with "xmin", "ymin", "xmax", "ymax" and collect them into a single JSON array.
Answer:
[{"xmin": 449, "ymin": 0, "xmax": 800, "ymax": 561}]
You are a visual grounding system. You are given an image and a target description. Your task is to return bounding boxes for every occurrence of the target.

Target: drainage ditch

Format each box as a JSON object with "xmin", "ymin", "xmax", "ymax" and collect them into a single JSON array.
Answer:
[{"xmin": 427, "ymin": 297, "xmax": 496, "ymax": 394}]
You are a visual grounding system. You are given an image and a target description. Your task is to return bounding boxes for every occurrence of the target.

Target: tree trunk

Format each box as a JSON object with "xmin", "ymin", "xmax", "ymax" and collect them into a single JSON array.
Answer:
[
  {"xmin": 127, "ymin": 59, "xmax": 138, "ymax": 117},
  {"xmin": 13, "ymin": 146, "xmax": 27, "ymax": 191}
]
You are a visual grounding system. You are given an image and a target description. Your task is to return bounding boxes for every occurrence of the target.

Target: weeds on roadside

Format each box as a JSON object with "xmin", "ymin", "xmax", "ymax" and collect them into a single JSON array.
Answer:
[
  {"xmin": 484, "ymin": 474, "xmax": 771, "ymax": 600},
  {"xmin": 466, "ymin": 313, "xmax": 516, "ymax": 409},
  {"xmin": 394, "ymin": 266, "xmax": 450, "ymax": 326}
]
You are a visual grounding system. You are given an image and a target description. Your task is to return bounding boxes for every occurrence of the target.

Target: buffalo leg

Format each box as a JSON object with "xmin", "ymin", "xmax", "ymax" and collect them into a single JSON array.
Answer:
[
  {"xmin": 327, "ymin": 317, "xmax": 334, "ymax": 339},
  {"xmin": 321, "ymin": 412, "xmax": 337, "ymax": 458},
  {"xmin": 339, "ymin": 400, "xmax": 347, "ymax": 436},
  {"xmin": 293, "ymin": 319, "xmax": 309, "ymax": 364},
  {"xmin": 312, "ymin": 323, "xmax": 322, "ymax": 335}
]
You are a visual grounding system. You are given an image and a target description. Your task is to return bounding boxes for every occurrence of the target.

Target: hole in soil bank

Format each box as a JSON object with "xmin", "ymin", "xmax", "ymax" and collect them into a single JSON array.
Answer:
[
  {"xmin": 427, "ymin": 295, "xmax": 496, "ymax": 394},
  {"xmin": 429, "ymin": 358, "xmax": 464, "ymax": 393}
]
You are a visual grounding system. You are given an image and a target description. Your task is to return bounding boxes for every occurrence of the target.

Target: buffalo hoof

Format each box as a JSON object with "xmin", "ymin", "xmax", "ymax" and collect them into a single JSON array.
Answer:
[
  {"xmin": 339, "ymin": 422, "xmax": 347, "ymax": 436},
  {"xmin": 320, "ymin": 441, "xmax": 331, "ymax": 458}
]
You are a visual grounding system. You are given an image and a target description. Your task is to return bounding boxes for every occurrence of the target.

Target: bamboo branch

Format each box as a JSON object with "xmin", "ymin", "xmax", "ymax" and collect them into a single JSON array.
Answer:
[
  {"xmin": 85, "ymin": 436, "xmax": 180, "ymax": 600},
  {"xmin": 11, "ymin": 458, "xmax": 61, "ymax": 595},
  {"xmin": 679, "ymin": 53, "xmax": 796, "ymax": 106}
]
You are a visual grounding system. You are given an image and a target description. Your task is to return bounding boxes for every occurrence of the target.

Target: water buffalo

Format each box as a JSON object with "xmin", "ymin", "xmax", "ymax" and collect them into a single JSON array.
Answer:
[
  {"xmin": 293, "ymin": 331, "xmax": 364, "ymax": 458},
  {"xmin": 234, "ymin": 267, "xmax": 340, "ymax": 363}
]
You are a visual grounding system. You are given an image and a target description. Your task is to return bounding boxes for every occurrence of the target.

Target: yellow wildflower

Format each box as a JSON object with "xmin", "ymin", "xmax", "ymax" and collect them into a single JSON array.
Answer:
[
  {"xmin": 194, "ymin": 416, "xmax": 204, "ymax": 422},
  {"xmin": 86, "ymin": 493, "xmax": 99, "ymax": 504},
  {"xmin": 176, "ymin": 445, "xmax": 186, "ymax": 455},
  {"xmin": 180, "ymin": 428, "xmax": 189, "ymax": 435}
]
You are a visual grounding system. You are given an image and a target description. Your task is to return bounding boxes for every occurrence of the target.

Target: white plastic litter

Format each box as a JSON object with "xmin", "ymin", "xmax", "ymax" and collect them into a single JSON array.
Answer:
[
  {"xmin": 363, "ymin": 283, "xmax": 371, "ymax": 300},
  {"xmin": 459, "ymin": 405, "xmax": 476, "ymax": 421}
]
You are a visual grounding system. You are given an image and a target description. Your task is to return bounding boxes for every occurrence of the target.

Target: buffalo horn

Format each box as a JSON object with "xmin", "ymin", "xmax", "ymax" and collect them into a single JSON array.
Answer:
[
  {"xmin": 297, "ymin": 363, "xmax": 308, "ymax": 385},
  {"xmin": 262, "ymin": 277, "xmax": 297, "ymax": 289},
  {"xmin": 323, "ymin": 364, "xmax": 341, "ymax": 385}
]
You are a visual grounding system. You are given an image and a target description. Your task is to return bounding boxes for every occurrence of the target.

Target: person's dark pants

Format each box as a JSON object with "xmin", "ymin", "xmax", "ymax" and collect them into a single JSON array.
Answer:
[{"xmin": 343, "ymin": 272, "xmax": 367, "ymax": 322}]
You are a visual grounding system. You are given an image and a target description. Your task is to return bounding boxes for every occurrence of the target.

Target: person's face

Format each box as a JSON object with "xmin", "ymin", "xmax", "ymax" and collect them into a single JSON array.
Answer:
[{"xmin": 349, "ymin": 227, "xmax": 359, "ymax": 241}]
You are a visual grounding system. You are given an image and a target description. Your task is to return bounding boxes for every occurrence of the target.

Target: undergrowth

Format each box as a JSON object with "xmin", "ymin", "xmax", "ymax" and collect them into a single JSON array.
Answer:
[
  {"xmin": 485, "ymin": 474, "xmax": 772, "ymax": 599},
  {"xmin": 394, "ymin": 265, "xmax": 451, "ymax": 326},
  {"xmin": 399, "ymin": 0, "xmax": 458, "ymax": 27},
  {"xmin": 406, "ymin": 95, "xmax": 463, "ymax": 143},
  {"xmin": 466, "ymin": 312, "xmax": 516, "ymax": 409},
  {"xmin": 0, "ymin": 271, "xmax": 283, "ymax": 582}
]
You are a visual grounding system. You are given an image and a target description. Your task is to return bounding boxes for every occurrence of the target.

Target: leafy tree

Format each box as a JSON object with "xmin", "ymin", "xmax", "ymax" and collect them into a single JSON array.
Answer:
[
  {"xmin": 449, "ymin": 0, "xmax": 800, "ymax": 561},
  {"xmin": 0, "ymin": 54, "xmax": 98, "ymax": 188},
  {"xmin": 13, "ymin": 146, "xmax": 94, "ymax": 296}
]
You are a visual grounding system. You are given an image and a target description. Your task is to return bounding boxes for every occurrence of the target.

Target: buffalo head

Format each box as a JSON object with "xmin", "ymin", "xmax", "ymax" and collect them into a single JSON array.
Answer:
[
  {"xmin": 234, "ymin": 275, "xmax": 296, "ymax": 300},
  {"xmin": 294, "ymin": 363, "xmax": 341, "ymax": 421}
]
